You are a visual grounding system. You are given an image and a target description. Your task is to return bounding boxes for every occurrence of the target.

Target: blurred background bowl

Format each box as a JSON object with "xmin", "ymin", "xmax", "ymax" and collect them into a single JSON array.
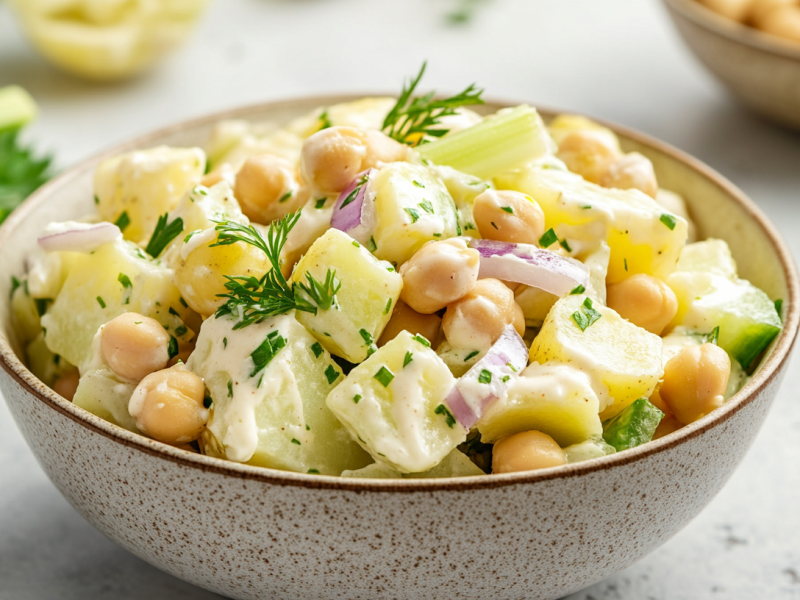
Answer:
[{"xmin": 663, "ymin": 0, "xmax": 800, "ymax": 131}]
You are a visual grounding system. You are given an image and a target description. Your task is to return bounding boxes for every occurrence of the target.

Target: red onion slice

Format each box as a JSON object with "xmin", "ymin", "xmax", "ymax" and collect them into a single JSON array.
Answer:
[
  {"xmin": 330, "ymin": 169, "xmax": 376, "ymax": 244},
  {"xmin": 38, "ymin": 221, "xmax": 122, "ymax": 253},
  {"xmin": 444, "ymin": 325, "xmax": 528, "ymax": 430},
  {"xmin": 469, "ymin": 238, "xmax": 589, "ymax": 297}
]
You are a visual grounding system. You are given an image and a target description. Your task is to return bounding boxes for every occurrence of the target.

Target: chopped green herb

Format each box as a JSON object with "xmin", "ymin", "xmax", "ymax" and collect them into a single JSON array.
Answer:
[
  {"xmin": 704, "ymin": 326, "xmax": 720, "ymax": 346},
  {"xmin": 34, "ymin": 298, "xmax": 48, "ymax": 317},
  {"xmin": 373, "ymin": 366, "xmax": 395, "ymax": 387},
  {"xmin": 315, "ymin": 198, "xmax": 326, "ymax": 209},
  {"xmin": 384, "ymin": 298, "xmax": 393, "ymax": 315},
  {"xmin": 184, "ymin": 230, "xmax": 198, "ymax": 244},
  {"xmin": 433, "ymin": 233, "xmax": 442, "ymax": 237},
  {"xmin": 10, "ymin": 275, "xmax": 21, "ymax": 299},
  {"xmin": 500, "ymin": 206, "xmax": 514, "ymax": 214},
  {"xmin": 581, "ymin": 205, "xmax": 592, "ymax": 210},
  {"xmin": 775, "ymin": 298, "xmax": 784, "ymax": 321},
  {"xmin": 174, "ymin": 325, "xmax": 188, "ymax": 337},
  {"xmin": 117, "ymin": 273, "xmax": 132, "ymax": 304},
  {"xmin": 571, "ymin": 297, "xmax": 603, "ymax": 332},
  {"xmin": 134, "ymin": 321, "xmax": 142, "ymax": 325},
  {"xmin": 359, "ymin": 328, "xmax": 374, "ymax": 346},
  {"xmin": 223, "ymin": 337, "xmax": 228, "ymax": 349},
  {"xmin": 114, "ymin": 211, "xmax": 130, "ymax": 231},
  {"xmin": 464, "ymin": 350, "xmax": 479, "ymax": 362},
  {"xmin": 169, "ymin": 307, "xmax": 180, "ymax": 317},
  {"xmin": 412, "ymin": 180, "xmax": 425, "ymax": 188},
  {"xmin": 179, "ymin": 297, "xmax": 188, "ymax": 308},
  {"xmin": 491, "ymin": 222, "xmax": 498, "ymax": 230},
  {"xmin": 368, "ymin": 237, "xmax": 377, "ymax": 252},
  {"xmin": 325, "ymin": 364, "xmax": 340, "ymax": 384},
  {"xmin": 434, "ymin": 403, "xmax": 456, "ymax": 428},
  {"xmin": 539, "ymin": 228, "xmax": 558, "ymax": 248},
  {"xmin": 227, "ymin": 380, "xmax": 234, "ymax": 397},
  {"xmin": 93, "ymin": 195, "xmax": 99, "ymax": 205},
  {"xmin": 96, "ymin": 296, "xmax": 106, "ymax": 309},
  {"xmin": 386, "ymin": 266, "xmax": 395, "ymax": 272},
  {"xmin": 53, "ymin": 354, "xmax": 60, "ymax": 366},
  {"xmin": 352, "ymin": 240, "xmax": 360, "ymax": 248},
  {"xmin": 560, "ymin": 238, "xmax": 572, "ymax": 253},
  {"xmin": 570, "ymin": 285, "xmax": 585, "ymax": 295},
  {"xmin": 353, "ymin": 394, "xmax": 362, "ymax": 404},
  {"xmin": 203, "ymin": 395, "xmax": 212, "ymax": 409},
  {"xmin": 168, "ymin": 335, "xmax": 179, "ymax": 360},
  {"xmin": 478, "ymin": 369, "xmax": 492, "ymax": 384},
  {"xmin": 308, "ymin": 468, "xmax": 320, "ymax": 474},
  {"xmin": 145, "ymin": 213, "xmax": 184, "ymax": 257},
  {"xmin": 624, "ymin": 258, "xmax": 628, "ymax": 272},
  {"xmin": 340, "ymin": 173, "xmax": 369, "ymax": 209},
  {"xmin": 502, "ymin": 375, "xmax": 510, "ymax": 383},
  {"xmin": 291, "ymin": 438, "xmax": 301, "ymax": 445},
  {"xmin": 419, "ymin": 200, "xmax": 434, "ymax": 214},
  {"xmin": 403, "ymin": 351, "xmax": 414, "ymax": 367},
  {"xmin": 250, "ymin": 330, "xmax": 287, "ymax": 377},
  {"xmin": 382, "ymin": 61, "xmax": 484, "ymax": 146},
  {"xmin": 660, "ymin": 214, "xmax": 677, "ymax": 230},
  {"xmin": 412, "ymin": 334, "xmax": 431, "ymax": 347},
  {"xmin": 311, "ymin": 342, "xmax": 323, "ymax": 358},
  {"xmin": 318, "ymin": 110, "xmax": 332, "ymax": 130},
  {"xmin": 278, "ymin": 191, "xmax": 293, "ymax": 204},
  {"xmin": 404, "ymin": 207, "xmax": 420, "ymax": 223}
]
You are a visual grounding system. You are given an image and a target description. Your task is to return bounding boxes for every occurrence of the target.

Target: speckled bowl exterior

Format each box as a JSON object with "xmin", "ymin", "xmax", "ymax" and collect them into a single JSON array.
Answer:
[
  {"xmin": 1, "ymin": 97, "xmax": 797, "ymax": 600},
  {"xmin": 663, "ymin": 0, "xmax": 800, "ymax": 131}
]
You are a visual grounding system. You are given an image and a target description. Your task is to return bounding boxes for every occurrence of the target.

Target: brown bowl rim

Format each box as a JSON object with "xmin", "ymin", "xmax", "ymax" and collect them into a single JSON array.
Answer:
[
  {"xmin": 663, "ymin": 0, "xmax": 800, "ymax": 60},
  {"xmin": 1, "ymin": 94, "xmax": 798, "ymax": 492}
]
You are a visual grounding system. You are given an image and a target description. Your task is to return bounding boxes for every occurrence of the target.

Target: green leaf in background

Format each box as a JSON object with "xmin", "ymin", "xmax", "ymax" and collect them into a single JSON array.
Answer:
[{"xmin": 0, "ymin": 87, "xmax": 52, "ymax": 225}]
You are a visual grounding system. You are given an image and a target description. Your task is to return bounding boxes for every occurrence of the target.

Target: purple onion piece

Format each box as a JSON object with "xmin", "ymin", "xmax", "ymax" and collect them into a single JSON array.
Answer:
[
  {"xmin": 444, "ymin": 326, "xmax": 528, "ymax": 430},
  {"xmin": 469, "ymin": 238, "xmax": 589, "ymax": 297},
  {"xmin": 38, "ymin": 222, "xmax": 122, "ymax": 253},
  {"xmin": 330, "ymin": 169, "xmax": 376, "ymax": 243}
]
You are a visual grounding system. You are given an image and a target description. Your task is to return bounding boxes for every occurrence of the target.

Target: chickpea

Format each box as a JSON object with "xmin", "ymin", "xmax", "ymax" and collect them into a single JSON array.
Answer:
[
  {"xmin": 399, "ymin": 239, "xmax": 480, "ymax": 314},
  {"xmin": 473, "ymin": 189, "xmax": 546, "ymax": 244},
  {"xmin": 442, "ymin": 278, "xmax": 525, "ymax": 350},
  {"xmin": 53, "ymin": 369, "xmax": 80, "ymax": 401},
  {"xmin": 300, "ymin": 127, "xmax": 410, "ymax": 196},
  {"xmin": 749, "ymin": 0, "xmax": 794, "ymax": 25},
  {"xmin": 660, "ymin": 343, "xmax": 731, "ymax": 425},
  {"xmin": 101, "ymin": 313, "xmax": 170, "ymax": 382},
  {"xmin": 492, "ymin": 430, "xmax": 566, "ymax": 474},
  {"xmin": 377, "ymin": 299, "xmax": 442, "ymax": 347},
  {"xmin": 234, "ymin": 154, "xmax": 305, "ymax": 225},
  {"xmin": 176, "ymin": 239, "xmax": 269, "ymax": 317},
  {"xmin": 598, "ymin": 152, "xmax": 658, "ymax": 198},
  {"xmin": 606, "ymin": 274, "xmax": 678, "ymax": 335},
  {"xmin": 129, "ymin": 367, "xmax": 208, "ymax": 445},
  {"xmin": 699, "ymin": 0, "xmax": 754, "ymax": 21},
  {"xmin": 759, "ymin": 4, "xmax": 800, "ymax": 42},
  {"xmin": 200, "ymin": 163, "xmax": 235, "ymax": 188},
  {"xmin": 556, "ymin": 130, "xmax": 621, "ymax": 184}
]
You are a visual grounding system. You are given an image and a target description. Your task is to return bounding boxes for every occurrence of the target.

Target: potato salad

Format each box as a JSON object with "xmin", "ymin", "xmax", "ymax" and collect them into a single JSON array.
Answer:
[{"xmin": 11, "ymin": 65, "xmax": 783, "ymax": 478}]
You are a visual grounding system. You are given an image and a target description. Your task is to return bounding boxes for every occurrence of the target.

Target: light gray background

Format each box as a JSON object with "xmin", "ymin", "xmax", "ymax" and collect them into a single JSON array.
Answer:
[{"xmin": 1, "ymin": 0, "xmax": 799, "ymax": 598}]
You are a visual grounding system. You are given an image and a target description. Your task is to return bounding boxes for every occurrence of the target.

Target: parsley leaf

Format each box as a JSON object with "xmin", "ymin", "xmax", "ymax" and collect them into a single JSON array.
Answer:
[
  {"xmin": 434, "ymin": 403, "xmax": 456, "ymax": 428},
  {"xmin": 250, "ymin": 331, "xmax": 286, "ymax": 377},
  {"xmin": 571, "ymin": 297, "xmax": 603, "ymax": 332}
]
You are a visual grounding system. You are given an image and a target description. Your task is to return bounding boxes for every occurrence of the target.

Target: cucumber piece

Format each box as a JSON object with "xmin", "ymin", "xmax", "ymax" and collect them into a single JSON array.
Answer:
[
  {"xmin": 564, "ymin": 438, "xmax": 617, "ymax": 464},
  {"xmin": 676, "ymin": 239, "xmax": 737, "ymax": 278},
  {"xmin": 602, "ymin": 397, "xmax": 663, "ymax": 452}
]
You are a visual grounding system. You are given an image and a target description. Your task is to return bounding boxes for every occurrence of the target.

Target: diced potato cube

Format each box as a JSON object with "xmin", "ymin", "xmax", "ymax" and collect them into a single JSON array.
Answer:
[
  {"xmin": 95, "ymin": 146, "xmax": 206, "ymax": 244},
  {"xmin": 495, "ymin": 167, "xmax": 688, "ymax": 284},
  {"xmin": 478, "ymin": 362, "xmax": 602, "ymax": 447},
  {"xmin": 371, "ymin": 163, "xmax": 459, "ymax": 265},
  {"xmin": 326, "ymin": 331, "xmax": 465, "ymax": 473},
  {"xmin": 27, "ymin": 250, "xmax": 80, "ymax": 299},
  {"xmin": 291, "ymin": 229, "xmax": 402, "ymax": 363},
  {"xmin": 436, "ymin": 341, "xmax": 485, "ymax": 377},
  {"xmin": 405, "ymin": 449, "xmax": 484, "ymax": 478},
  {"xmin": 41, "ymin": 239, "xmax": 194, "ymax": 368},
  {"xmin": 73, "ymin": 366, "xmax": 138, "ymax": 432},
  {"xmin": 25, "ymin": 333, "xmax": 75, "ymax": 387},
  {"xmin": 529, "ymin": 294, "xmax": 663, "ymax": 419},
  {"xmin": 675, "ymin": 238, "xmax": 737, "ymax": 278},
  {"xmin": 190, "ymin": 313, "xmax": 370, "ymax": 475},
  {"xmin": 11, "ymin": 283, "xmax": 42, "ymax": 346},
  {"xmin": 432, "ymin": 165, "xmax": 490, "ymax": 237}
]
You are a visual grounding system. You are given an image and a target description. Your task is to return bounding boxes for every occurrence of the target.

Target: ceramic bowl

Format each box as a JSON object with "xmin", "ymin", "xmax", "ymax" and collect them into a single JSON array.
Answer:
[
  {"xmin": 0, "ymin": 97, "xmax": 797, "ymax": 600},
  {"xmin": 662, "ymin": 0, "xmax": 800, "ymax": 131}
]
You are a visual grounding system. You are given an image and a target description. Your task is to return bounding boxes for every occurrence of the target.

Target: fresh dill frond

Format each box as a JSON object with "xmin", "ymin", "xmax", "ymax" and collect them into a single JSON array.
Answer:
[
  {"xmin": 211, "ymin": 212, "xmax": 339, "ymax": 327},
  {"xmin": 295, "ymin": 269, "xmax": 341, "ymax": 312},
  {"xmin": 382, "ymin": 61, "xmax": 485, "ymax": 147},
  {"xmin": 145, "ymin": 213, "xmax": 184, "ymax": 257}
]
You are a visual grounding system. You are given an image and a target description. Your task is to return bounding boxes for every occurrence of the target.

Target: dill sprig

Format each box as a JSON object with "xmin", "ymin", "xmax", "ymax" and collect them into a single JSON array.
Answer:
[
  {"xmin": 212, "ymin": 212, "xmax": 340, "ymax": 328},
  {"xmin": 382, "ymin": 61, "xmax": 484, "ymax": 147}
]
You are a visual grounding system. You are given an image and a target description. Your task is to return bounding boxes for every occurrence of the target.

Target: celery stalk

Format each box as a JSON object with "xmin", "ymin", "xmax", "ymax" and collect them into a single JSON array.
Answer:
[
  {"xmin": 0, "ymin": 86, "xmax": 38, "ymax": 132},
  {"xmin": 416, "ymin": 105, "xmax": 555, "ymax": 179}
]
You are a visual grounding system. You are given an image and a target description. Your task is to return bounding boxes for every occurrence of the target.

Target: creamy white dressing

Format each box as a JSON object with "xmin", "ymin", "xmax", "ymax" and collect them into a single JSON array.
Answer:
[{"xmin": 180, "ymin": 228, "xmax": 217, "ymax": 260}]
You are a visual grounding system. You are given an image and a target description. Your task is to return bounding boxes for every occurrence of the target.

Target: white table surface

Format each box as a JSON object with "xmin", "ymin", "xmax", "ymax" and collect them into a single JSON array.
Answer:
[{"xmin": 1, "ymin": 1, "xmax": 800, "ymax": 598}]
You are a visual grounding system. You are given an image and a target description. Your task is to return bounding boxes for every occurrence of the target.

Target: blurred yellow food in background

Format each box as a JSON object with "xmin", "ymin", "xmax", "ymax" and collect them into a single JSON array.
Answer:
[{"xmin": 8, "ymin": 0, "xmax": 210, "ymax": 80}]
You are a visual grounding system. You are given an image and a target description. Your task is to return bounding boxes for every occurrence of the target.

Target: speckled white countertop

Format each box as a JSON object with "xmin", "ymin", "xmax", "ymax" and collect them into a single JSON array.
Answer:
[{"xmin": 1, "ymin": 0, "xmax": 799, "ymax": 598}]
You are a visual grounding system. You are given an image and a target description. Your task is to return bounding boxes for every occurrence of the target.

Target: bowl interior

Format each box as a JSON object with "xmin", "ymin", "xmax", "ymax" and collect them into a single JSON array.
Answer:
[{"xmin": 0, "ymin": 96, "xmax": 797, "ymax": 484}]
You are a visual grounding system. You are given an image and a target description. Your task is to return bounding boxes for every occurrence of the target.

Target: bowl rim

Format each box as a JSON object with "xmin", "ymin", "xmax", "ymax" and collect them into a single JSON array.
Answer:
[
  {"xmin": 663, "ymin": 0, "xmax": 800, "ymax": 60},
  {"xmin": 1, "ymin": 93, "xmax": 798, "ymax": 492}
]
